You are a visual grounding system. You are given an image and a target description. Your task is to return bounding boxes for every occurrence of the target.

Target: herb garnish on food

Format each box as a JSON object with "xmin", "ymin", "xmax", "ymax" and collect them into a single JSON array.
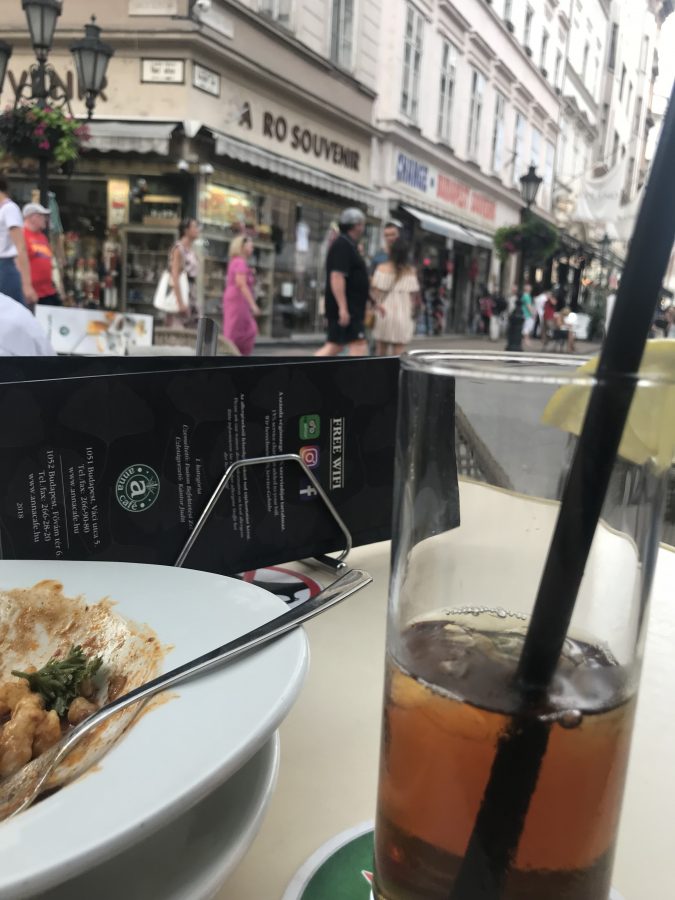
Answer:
[{"xmin": 12, "ymin": 646, "xmax": 103, "ymax": 717}]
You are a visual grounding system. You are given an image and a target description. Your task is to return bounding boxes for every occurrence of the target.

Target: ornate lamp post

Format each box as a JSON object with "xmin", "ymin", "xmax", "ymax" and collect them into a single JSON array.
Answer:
[
  {"xmin": 4, "ymin": 3, "xmax": 114, "ymax": 205},
  {"xmin": 505, "ymin": 165, "xmax": 544, "ymax": 352}
]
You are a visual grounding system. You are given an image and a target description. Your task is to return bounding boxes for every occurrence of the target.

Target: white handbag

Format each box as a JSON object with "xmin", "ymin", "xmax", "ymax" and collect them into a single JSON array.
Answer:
[{"xmin": 153, "ymin": 269, "xmax": 188, "ymax": 313}]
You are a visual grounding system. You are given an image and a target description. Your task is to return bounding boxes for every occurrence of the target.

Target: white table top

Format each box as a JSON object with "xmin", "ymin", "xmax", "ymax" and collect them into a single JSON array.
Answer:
[{"xmin": 220, "ymin": 541, "xmax": 674, "ymax": 900}]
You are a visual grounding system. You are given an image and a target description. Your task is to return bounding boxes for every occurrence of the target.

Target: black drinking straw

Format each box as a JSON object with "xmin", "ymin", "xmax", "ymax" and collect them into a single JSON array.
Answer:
[{"xmin": 450, "ymin": 83, "xmax": 675, "ymax": 900}]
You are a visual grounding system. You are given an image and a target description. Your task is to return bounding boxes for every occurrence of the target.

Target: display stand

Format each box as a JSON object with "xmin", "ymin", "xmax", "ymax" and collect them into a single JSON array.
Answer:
[{"xmin": 174, "ymin": 452, "xmax": 352, "ymax": 581}]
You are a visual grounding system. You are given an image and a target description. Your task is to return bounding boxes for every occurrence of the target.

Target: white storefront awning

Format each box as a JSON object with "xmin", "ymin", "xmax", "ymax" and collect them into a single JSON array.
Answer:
[
  {"xmin": 86, "ymin": 121, "xmax": 178, "ymax": 155},
  {"xmin": 463, "ymin": 227, "xmax": 494, "ymax": 249},
  {"xmin": 401, "ymin": 205, "xmax": 478, "ymax": 245},
  {"xmin": 214, "ymin": 132, "xmax": 378, "ymax": 209}
]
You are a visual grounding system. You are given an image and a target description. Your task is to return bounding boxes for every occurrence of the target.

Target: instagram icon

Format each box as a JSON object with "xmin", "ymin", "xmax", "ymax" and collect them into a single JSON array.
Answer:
[{"xmin": 300, "ymin": 446, "xmax": 320, "ymax": 469}]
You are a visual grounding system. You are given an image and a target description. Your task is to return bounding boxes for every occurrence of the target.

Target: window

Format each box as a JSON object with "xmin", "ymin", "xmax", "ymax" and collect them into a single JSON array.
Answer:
[
  {"xmin": 572, "ymin": 132, "xmax": 579, "ymax": 179},
  {"xmin": 560, "ymin": 117, "xmax": 568, "ymax": 174},
  {"xmin": 258, "ymin": 0, "xmax": 292, "ymax": 25},
  {"xmin": 619, "ymin": 65, "xmax": 626, "ymax": 101},
  {"xmin": 626, "ymin": 81, "xmax": 633, "ymax": 114},
  {"xmin": 491, "ymin": 91, "xmax": 506, "ymax": 172},
  {"xmin": 540, "ymin": 30, "xmax": 549, "ymax": 70},
  {"xmin": 612, "ymin": 131, "xmax": 620, "ymax": 168},
  {"xmin": 400, "ymin": 4, "xmax": 424, "ymax": 120},
  {"xmin": 640, "ymin": 36, "xmax": 649, "ymax": 72},
  {"xmin": 554, "ymin": 50, "xmax": 563, "ymax": 88},
  {"xmin": 331, "ymin": 0, "xmax": 354, "ymax": 69},
  {"xmin": 531, "ymin": 127, "xmax": 541, "ymax": 168},
  {"xmin": 504, "ymin": 0, "xmax": 513, "ymax": 22},
  {"xmin": 593, "ymin": 56, "xmax": 600, "ymax": 97},
  {"xmin": 581, "ymin": 42, "xmax": 589, "ymax": 80},
  {"xmin": 624, "ymin": 156, "xmax": 635, "ymax": 200},
  {"xmin": 513, "ymin": 112, "xmax": 525, "ymax": 185},
  {"xmin": 633, "ymin": 97, "xmax": 643, "ymax": 135},
  {"xmin": 524, "ymin": 5, "xmax": 533, "ymax": 47},
  {"xmin": 608, "ymin": 23, "xmax": 618, "ymax": 71},
  {"xmin": 466, "ymin": 68, "xmax": 486, "ymax": 160},
  {"xmin": 543, "ymin": 140, "xmax": 555, "ymax": 210},
  {"xmin": 438, "ymin": 39, "xmax": 457, "ymax": 143}
]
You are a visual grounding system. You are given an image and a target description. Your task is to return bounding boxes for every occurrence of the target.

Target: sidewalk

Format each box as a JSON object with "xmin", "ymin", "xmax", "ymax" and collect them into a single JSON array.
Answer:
[{"xmin": 252, "ymin": 332, "xmax": 602, "ymax": 357}]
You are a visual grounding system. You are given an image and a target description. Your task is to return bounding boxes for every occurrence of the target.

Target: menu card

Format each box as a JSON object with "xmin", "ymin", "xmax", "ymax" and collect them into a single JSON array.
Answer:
[{"xmin": 0, "ymin": 358, "xmax": 398, "ymax": 574}]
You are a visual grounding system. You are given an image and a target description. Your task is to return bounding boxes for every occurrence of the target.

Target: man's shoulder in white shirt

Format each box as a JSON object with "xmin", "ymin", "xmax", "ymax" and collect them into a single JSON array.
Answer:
[{"xmin": 0, "ymin": 293, "xmax": 55, "ymax": 356}]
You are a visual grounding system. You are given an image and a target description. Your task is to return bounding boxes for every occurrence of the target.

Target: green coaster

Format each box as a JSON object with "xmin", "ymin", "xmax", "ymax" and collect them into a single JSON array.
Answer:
[
  {"xmin": 282, "ymin": 822, "xmax": 375, "ymax": 900},
  {"xmin": 282, "ymin": 823, "xmax": 625, "ymax": 900}
]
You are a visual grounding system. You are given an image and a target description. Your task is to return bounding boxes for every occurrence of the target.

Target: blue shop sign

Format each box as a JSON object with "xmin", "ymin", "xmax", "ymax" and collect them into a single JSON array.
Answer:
[{"xmin": 396, "ymin": 152, "xmax": 430, "ymax": 192}]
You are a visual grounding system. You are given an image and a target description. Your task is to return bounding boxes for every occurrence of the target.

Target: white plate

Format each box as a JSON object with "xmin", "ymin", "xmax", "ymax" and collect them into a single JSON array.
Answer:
[
  {"xmin": 38, "ymin": 733, "xmax": 281, "ymax": 900},
  {"xmin": 0, "ymin": 561, "xmax": 308, "ymax": 899}
]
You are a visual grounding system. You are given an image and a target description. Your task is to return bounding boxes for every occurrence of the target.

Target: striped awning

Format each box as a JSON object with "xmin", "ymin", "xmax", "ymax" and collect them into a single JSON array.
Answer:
[
  {"xmin": 85, "ymin": 121, "xmax": 178, "ymax": 155},
  {"xmin": 214, "ymin": 132, "xmax": 379, "ymax": 211}
]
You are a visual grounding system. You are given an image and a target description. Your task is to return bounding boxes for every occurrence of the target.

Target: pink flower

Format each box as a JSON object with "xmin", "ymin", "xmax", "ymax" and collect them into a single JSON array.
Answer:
[{"xmin": 39, "ymin": 140, "xmax": 50, "ymax": 150}]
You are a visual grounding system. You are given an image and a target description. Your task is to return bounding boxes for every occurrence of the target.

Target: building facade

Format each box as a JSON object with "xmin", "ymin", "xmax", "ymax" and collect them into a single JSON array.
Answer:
[
  {"xmin": 372, "ymin": 0, "xmax": 561, "ymax": 332},
  {"xmin": 556, "ymin": 0, "xmax": 666, "ymax": 275},
  {"xmin": 0, "ymin": 0, "xmax": 382, "ymax": 336}
]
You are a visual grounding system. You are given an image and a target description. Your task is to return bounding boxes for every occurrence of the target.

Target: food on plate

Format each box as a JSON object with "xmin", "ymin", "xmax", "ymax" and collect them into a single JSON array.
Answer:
[
  {"xmin": 0, "ymin": 580, "xmax": 164, "ymax": 796},
  {"xmin": 0, "ymin": 646, "xmax": 107, "ymax": 778}
]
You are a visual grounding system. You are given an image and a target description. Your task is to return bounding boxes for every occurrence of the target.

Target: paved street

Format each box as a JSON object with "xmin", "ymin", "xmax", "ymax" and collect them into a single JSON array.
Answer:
[{"xmin": 253, "ymin": 332, "xmax": 603, "ymax": 357}]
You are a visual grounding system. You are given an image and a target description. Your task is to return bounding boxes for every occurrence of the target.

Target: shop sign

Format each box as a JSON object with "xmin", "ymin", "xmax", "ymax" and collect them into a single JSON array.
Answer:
[
  {"xmin": 395, "ymin": 151, "xmax": 497, "ymax": 223},
  {"xmin": 193, "ymin": 64, "xmax": 220, "ymax": 97},
  {"xmin": 129, "ymin": 1, "xmax": 178, "ymax": 13},
  {"xmin": 231, "ymin": 100, "xmax": 361, "ymax": 173},
  {"xmin": 141, "ymin": 59, "xmax": 185, "ymax": 84},
  {"xmin": 107, "ymin": 179, "xmax": 130, "ymax": 227}
]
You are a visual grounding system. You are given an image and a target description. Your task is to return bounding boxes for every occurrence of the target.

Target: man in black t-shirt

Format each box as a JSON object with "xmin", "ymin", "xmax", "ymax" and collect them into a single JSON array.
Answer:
[{"xmin": 315, "ymin": 208, "xmax": 369, "ymax": 356}]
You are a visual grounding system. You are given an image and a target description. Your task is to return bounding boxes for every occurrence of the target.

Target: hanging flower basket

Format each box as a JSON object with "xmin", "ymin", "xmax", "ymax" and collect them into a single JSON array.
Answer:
[
  {"xmin": 0, "ymin": 104, "xmax": 90, "ymax": 166},
  {"xmin": 493, "ymin": 219, "xmax": 559, "ymax": 264}
]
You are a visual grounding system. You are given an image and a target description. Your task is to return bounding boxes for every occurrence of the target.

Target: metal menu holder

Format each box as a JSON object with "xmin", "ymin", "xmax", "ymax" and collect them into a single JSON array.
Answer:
[
  {"xmin": 174, "ymin": 452, "xmax": 353, "ymax": 582},
  {"xmin": 180, "ymin": 323, "xmax": 354, "ymax": 583}
]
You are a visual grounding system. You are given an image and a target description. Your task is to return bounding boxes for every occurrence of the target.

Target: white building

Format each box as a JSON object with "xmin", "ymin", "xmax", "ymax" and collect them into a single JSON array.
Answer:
[
  {"xmin": 558, "ymin": 0, "xmax": 665, "ymax": 252},
  {"xmin": 372, "ymin": 0, "xmax": 562, "ymax": 331},
  {"xmin": 554, "ymin": 0, "xmax": 609, "ymax": 224}
]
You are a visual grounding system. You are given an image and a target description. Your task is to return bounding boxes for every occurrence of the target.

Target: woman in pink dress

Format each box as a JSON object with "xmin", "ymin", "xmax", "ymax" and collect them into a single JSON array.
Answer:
[{"xmin": 223, "ymin": 235, "xmax": 260, "ymax": 355}]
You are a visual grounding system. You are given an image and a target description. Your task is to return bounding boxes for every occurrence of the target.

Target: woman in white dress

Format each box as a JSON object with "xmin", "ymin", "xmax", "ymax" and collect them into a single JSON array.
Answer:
[{"xmin": 371, "ymin": 238, "xmax": 420, "ymax": 356}]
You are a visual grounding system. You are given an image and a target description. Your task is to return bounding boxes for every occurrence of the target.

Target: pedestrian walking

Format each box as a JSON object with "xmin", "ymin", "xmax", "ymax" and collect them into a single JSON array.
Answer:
[
  {"xmin": 542, "ymin": 290, "xmax": 557, "ymax": 347},
  {"xmin": 370, "ymin": 219, "xmax": 402, "ymax": 275},
  {"xmin": 520, "ymin": 282, "xmax": 535, "ymax": 349},
  {"xmin": 371, "ymin": 237, "xmax": 420, "ymax": 356},
  {"xmin": 0, "ymin": 177, "xmax": 36, "ymax": 308},
  {"xmin": 223, "ymin": 235, "xmax": 260, "ymax": 356},
  {"xmin": 315, "ymin": 208, "xmax": 369, "ymax": 357},
  {"xmin": 23, "ymin": 202, "xmax": 61, "ymax": 308},
  {"xmin": 166, "ymin": 217, "xmax": 200, "ymax": 327},
  {"xmin": 533, "ymin": 284, "xmax": 547, "ymax": 339}
]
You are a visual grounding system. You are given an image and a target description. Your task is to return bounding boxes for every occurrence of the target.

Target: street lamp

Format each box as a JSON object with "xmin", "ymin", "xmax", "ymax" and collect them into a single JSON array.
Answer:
[
  {"xmin": 519, "ymin": 165, "xmax": 543, "ymax": 210},
  {"xmin": 22, "ymin": 0, "xmax": 61, "ymax": 61},
  {"xmin": 70, "ymin": 17, "xmax": 114, "ymax": 120},
  {"xmin": 5, "ymin": 7, "xmax": 114, "ymax": 206},
  {"xmin": 505, "ymin": 166, "xmax": 544, "ymax": 351}
]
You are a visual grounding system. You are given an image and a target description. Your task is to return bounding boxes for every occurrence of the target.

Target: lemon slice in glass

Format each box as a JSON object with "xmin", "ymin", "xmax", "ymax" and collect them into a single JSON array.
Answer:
[{"xmin": 541, "ymin": 340, "xmax": 675, "ymax": 471}]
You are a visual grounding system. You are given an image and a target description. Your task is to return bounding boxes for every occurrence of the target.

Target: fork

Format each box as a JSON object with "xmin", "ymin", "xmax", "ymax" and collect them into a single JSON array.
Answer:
[{"xmin": 0, "ymin": 566, "xmax": 372, "ymax": 821}]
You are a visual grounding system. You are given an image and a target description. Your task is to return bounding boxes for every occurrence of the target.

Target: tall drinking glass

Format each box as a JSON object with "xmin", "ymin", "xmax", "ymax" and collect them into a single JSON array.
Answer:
[{"xmin": 373, "ymin": 351, "xmax": 674, "ymax": 900}]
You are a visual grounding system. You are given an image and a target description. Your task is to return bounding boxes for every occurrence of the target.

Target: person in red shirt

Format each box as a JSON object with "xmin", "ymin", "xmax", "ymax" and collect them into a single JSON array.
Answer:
[{"xmin": 23, "ymin": 202, "xmax": 61, "ymax": 308}]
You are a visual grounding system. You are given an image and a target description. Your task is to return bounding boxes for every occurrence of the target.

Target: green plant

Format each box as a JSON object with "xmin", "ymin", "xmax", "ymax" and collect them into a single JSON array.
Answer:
[
  {"xmin": 0, "ymin": 103, "xmax": 89, "ymax": 165},
  {"xmin": 493, "ymin": 219, "xmax": 559, "ymax": 264}
]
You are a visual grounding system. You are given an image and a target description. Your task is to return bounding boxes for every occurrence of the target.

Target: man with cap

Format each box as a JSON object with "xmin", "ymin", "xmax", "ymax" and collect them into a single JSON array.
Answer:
[
  {"xmin": 315, "ymin": 207, "xmax": 369, "ymax": 357},
  {"xmin": 370, "ymin": 219, "xmax": 402, "ymax": 275},
  {"xmin": 23, "ymin": 201, "xmax": 61, "ymax": 308}
]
